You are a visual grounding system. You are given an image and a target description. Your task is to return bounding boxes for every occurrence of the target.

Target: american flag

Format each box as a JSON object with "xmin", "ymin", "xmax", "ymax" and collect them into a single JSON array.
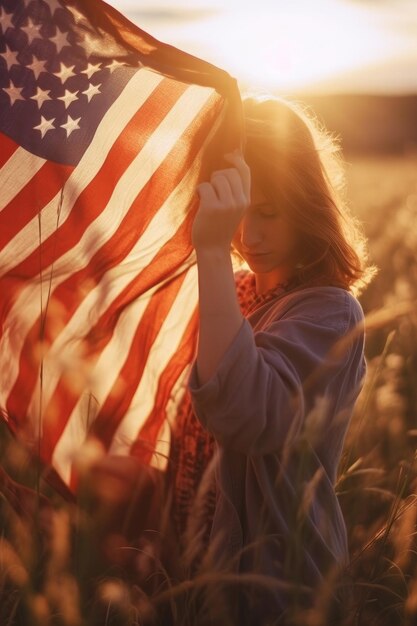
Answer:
[{"xmin": 0, "ymin": 0, "xmax": 243, "ymax": 497}]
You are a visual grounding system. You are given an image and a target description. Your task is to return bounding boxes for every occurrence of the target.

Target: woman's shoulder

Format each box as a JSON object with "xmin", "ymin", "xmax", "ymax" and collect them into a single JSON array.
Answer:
[
  {"xmin": 288, "ymin": 284, "xmax": 364, "ymax": 315},
  {"xmin": 258, "ymin": 285, "xmax": 365, "ymax": 334},
  {"xmin": 234, "ymin": 269, "xmax": 365, "ymax": 331},
  {"xmin": 271, "ymin": 284, "xmax": 365, "ymax": 335}
]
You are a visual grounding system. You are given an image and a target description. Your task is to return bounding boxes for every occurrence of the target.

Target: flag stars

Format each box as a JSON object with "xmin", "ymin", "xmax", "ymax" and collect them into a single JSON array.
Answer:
[
  {"xmin": 82, "ymin": 82, "xmax": 101, "ymax": 102},
  {"xmin": 46, "ymin": 0, "xmax": 66, "ymax": 16},
  {"xmin": 0, "ymin": 8, "xmax": 15, "ymax": 33},
  {"xmin": 21, "ymin": 18, "xmax": 44, "ymax": 45},
  {"xmin": 50, "ymin": 27, "xmax": 70, "ymax": 54},
  {"xmin": 61, "ymin": 114, "xmax": 81, "ymax": 137},
  {"xmin": 54, "ymin": 62, "xmax": 76, "ymax": 83},
  {"xmin": 30, "ymin": 86, "xmax": 52, "ymax": 108},
  {"xmin": 81, "ymin": 61, "xmax": 101, "ymax": 79},
  {"xmin": 106, "ymin": 60, "xmax": 127, "ymax": 73},
  {"xmin": 2, "ymin": 81, "xmax": 25, "ymax": 105},
  {"xmin": 58, "ymin": 89, "xmax": 79, "ymax": 109},
  {"xmin": 34, "ymin": 115, "xmax": 55, "ymax": 138},
  {"xmin": 0, "ymin": 45, "xmax": 20, "ymax": 72},
  {"xmin": 27, "ymin": 55, "xmax": 48, "ymax": 80}
]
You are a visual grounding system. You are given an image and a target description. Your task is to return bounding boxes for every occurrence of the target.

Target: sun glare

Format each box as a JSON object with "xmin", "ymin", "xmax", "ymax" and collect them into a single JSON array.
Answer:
[
  {"xmin": 116, "ymin": 0, "xmax": 416, "ymax": 94},
  {"xmin": 168, "ymin": 4, "xmax": 403, "ymax": 92}
]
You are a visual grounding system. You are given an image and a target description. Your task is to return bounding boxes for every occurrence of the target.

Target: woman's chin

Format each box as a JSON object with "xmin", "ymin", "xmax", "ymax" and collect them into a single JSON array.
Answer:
[{"xmin": 244, "ymin": 256, "xmax": 273, "ymax": 270}]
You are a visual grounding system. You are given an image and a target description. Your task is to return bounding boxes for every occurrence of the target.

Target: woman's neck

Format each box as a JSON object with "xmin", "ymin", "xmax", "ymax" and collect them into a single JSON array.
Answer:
[{"xmin": 254, "ymin": 266, "xmax": 296, "ymax": 295}]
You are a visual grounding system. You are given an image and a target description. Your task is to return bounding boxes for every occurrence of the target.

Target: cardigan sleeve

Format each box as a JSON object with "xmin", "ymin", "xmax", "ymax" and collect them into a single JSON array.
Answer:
[{"xmin": 186, "ymin": 289, "xmax": 366, "ymax": 456}]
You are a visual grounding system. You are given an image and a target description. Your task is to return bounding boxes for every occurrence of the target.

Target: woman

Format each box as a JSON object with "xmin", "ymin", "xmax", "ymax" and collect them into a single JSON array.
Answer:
[{"xmin": 167, "ymin": 93, "xmax": 376, "ymax": 625}]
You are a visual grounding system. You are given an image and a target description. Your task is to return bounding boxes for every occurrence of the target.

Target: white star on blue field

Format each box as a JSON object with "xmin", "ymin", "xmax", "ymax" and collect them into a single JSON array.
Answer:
[{"xmin": 0, "ymin": 0, "xmax": 140, "ymax": 162}]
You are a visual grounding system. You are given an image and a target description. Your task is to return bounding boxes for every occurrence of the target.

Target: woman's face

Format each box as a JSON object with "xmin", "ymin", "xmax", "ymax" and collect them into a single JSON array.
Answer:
[{"xmin": 231, "ymin": 179, "xmax": 302, "ymax": 279}]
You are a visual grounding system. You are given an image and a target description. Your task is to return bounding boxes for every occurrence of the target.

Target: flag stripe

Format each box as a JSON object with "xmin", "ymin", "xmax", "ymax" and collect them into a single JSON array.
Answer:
[
  {"xmin": 0, "ymin": 68, "xmax": 165, "ymax": 277},
  {"xmin": 52, "ymin": 264, "xmax": 197, "ymax": 485},
  {"xmin": 0, "ymin": 146, "xmax": 46, "ymax": 211},
  {"xmin": 129, "ymin": 303, "xmax": 199, "ymax": 467},
  {"xmin": 49, "ymin": 284, "xmax": 159, "ymax": 483},
  {"xmin": 1, "ymin": 76, "xmax": 190, "ymax": 281},
  {"xmin": 31, "ymin": 211, "xmax": 196, "ymax": 464},
  {"xmin": 107, "ymin": 265, "xmax": 198, "ymax": 455},
  {"xmin": 0, "ymin": 134, "xmax": 20, "ymax": 169},
  {"xmin": 36, "ymin": 95, "xmax": 225, "ymax": 478},
  {"xmin": 1, "ymin": 0, "xmax": 243, "ymax": 494},
  {"xmin": 91, "ymin": 272, "xmax": 186, "ymax": 448},
  {"xmin": 0, "ymin": 160, "xmax": 74, "ymax": 251},
  {"xmin": 4, "ymin": 93, "xmax": 226, "ymax": 484},
  {"xmin": 2, "ymin": 83, "xmax": 222, "ymax": 422},
  {"xmin": 0, "ymin": 72, "xmax": 189, "ymax": 341}
]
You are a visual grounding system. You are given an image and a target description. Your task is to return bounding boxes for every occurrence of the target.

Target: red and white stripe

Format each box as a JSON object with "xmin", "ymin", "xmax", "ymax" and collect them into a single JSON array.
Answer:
[{"xmin": 0, "ymin": 65, "xmax": 227, "ymax": 491}]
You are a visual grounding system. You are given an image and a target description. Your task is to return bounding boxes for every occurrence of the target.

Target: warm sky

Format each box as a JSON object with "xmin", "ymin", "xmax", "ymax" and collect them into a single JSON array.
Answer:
[{"xmin": 105, "ymin": 0, "xmax": 417, "ymax": 95}]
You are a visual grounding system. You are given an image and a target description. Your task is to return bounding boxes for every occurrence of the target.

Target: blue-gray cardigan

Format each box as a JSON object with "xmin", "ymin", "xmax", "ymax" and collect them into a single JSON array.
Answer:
[{"xmin": 186, "ymin": 285, "xmax": 366, "ymax": 623}]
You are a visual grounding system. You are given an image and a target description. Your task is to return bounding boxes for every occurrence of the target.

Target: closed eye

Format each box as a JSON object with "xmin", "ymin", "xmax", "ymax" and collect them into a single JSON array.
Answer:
[
  {"xmin": 258, "ymin": 207, "xmax": 279, "ymax": 218},
  {"xmin": 254, "ymin": 202, "xmax": 279, "ymax": 218}
]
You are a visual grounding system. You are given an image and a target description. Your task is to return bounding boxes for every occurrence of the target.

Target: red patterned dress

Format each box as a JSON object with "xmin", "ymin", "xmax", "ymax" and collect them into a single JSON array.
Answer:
[{"xmin": 167, "ymin": 268, "xmax": 299, "ymax": 552}]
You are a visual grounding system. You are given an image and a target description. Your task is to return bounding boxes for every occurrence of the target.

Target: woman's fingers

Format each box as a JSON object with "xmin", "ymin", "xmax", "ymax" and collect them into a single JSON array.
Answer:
[
  {"xmin": 223, "ymin": 150, "xmax": 251, "ymax": 201},
  {"xmin": 209, "ymin": 164, "xmax": 250, "ymax": 210},
  {"xmin": 192, "ymin": 150, "xmax": 251, "ymax": 251},
  {"xmin": 210, "ymin": 171, "xmax": 238, "ymax": 208},
  {"xmin": 196, "ymin": 181, "xmax": 218, "ymax": 207}
]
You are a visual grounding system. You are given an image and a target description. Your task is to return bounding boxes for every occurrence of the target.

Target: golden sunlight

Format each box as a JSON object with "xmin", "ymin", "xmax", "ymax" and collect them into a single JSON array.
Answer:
[{"xmin": 114, "ymin": 0, "xmax": 417, "ymax": 94}]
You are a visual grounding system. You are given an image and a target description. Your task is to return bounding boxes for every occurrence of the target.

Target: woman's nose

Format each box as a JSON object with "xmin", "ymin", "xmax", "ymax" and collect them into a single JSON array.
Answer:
[{"xmin": 239, "ymin": 217, "xmax": 263, "ymax": 250}]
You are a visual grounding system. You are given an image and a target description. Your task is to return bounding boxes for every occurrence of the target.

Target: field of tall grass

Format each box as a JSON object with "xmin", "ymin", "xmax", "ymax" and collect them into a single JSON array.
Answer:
[{"xmin": 1, "ymin": 153, "xmax": 416, "ymax": 625}]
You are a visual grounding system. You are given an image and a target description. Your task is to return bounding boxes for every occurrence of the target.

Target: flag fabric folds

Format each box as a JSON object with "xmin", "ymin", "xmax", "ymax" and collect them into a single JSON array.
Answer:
[{"xmin": 0, "ymin": 0, "xmax": 244, "ymax": 497}]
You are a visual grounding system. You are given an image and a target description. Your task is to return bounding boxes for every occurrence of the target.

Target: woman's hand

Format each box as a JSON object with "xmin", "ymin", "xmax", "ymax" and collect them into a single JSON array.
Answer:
[{"xmin": 191, "ymin": 148, "xmax": 251, "ymax": 253}]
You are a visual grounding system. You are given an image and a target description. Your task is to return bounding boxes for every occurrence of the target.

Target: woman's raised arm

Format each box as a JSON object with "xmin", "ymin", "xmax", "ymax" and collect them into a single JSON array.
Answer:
[{"xmin": 192, "ymin": 148, "xmax": 251, "ymax": 385}]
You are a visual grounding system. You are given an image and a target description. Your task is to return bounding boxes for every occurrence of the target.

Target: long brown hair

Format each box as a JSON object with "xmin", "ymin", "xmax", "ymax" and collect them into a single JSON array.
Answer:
[{"xmin": 231, "ymin": 91, "xmax": 377, "ymax": 297}]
